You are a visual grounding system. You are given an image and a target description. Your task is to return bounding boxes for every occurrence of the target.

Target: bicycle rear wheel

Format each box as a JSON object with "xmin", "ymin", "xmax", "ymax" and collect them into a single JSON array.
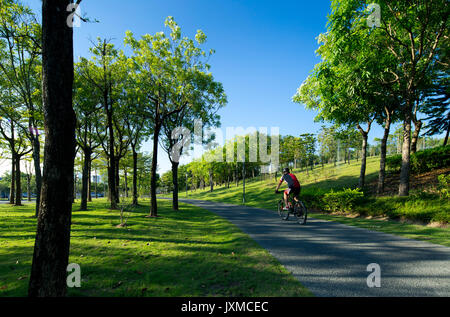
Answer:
[
  {"xmin": 294, "ymin": 201, "xmax": 308, "ymax": 225},
  {"xmin": 278, "ymin": 200, "xmax": 289, "ymax": 220}
]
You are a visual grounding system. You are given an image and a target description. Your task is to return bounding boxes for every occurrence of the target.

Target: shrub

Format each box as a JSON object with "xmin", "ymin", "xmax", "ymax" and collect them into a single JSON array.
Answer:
[
  {"xmin": 385, "ymin": 155, "xmax": 403, "ymax": 173},
  {"xmin": 300, "ymin": 187, "xmax": 327, "ymax": 209},
  {"xmin": 432, "ymin": 211, "xmax": 450, "ymax": 224},
  {"xmin": 371, "ymin": 193, "xmax": 448, "ymax": 224},
  {"xmin": 386, "ymin": 145, "xmax": 450, "ymax": 174},
  {"xmin": 322, "ymin": 188, "xmax": 364, "ymax": 213},
  {"xmin": 437, "ymin": 174, "xmax": 450, "ymax": 199}
]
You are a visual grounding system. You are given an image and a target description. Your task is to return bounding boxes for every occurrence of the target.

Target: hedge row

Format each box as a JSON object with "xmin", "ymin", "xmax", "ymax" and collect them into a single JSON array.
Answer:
[
  {"xmin": 301, "ymin": 187, "xmax": 449, "ymax": 224},
  {"xmin": 301, "ymin": 188, "xmax": 365, "ymax": 214},
  {"xmin": 386, "ymin": 145, "xmax": 450, "ymax": 174}
]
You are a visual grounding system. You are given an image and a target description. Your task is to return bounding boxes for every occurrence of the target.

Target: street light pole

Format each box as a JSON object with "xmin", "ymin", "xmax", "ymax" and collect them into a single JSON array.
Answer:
[{"xmin": 243, "ymin": 161, "xmax": 246, "ymax": 204}]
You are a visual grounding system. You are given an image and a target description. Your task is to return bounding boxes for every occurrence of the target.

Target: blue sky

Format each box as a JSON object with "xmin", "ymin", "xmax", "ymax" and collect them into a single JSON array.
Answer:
[{"xmin": 16, "ymin": 0, "xmax": 392, "ymax": 174}]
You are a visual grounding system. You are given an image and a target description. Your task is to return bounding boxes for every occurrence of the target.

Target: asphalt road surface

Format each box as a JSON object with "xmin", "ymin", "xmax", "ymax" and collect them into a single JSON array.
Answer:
[{"xmin": 179, "ymin": 198, "xmax": 450, "ymax": 297}]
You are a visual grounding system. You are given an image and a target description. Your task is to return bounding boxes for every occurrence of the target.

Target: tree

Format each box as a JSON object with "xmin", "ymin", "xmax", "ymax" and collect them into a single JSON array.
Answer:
[
  {"xmin": 336, "ymin": 127, "xmax": 360, "ymax": 164},
  {"xmin": 294, "ymin": 1, "xmax": 394, "ymax": 190},
  {"xmin": 125, "ymin": 17, "xmax": 226, "ymax": 216},
  {"xmin": 317, "ymin": 126, "xmax": 338, "ymax": 167},
  {"xmin": 0, "ymin": 116, "xmax": 32, "ymax": 205},
  {"xmin": 300, "ymin": 133, "xmax": 316, "ymax": 171},
  {"xmin": 125, "ymin": 113, "xmax": 148, "ymax": 205},
  {"xmin": 376, "ymin": 102, "xmax": 400, "ymax": 194},
  {"xmin": 375, "ymin": 0, "xmax": 449, "ymax": 195},
  {"xmin": 73, "ymin": 68, "xmax": 103, "ymax": 210},
  {"xmin": 160, "ymin": 80, "xmax": 225, "ymax": 210},
  {"xmin": 280, "ymin": 135, "xmax": 300, "ymax": 169},
  {"xmin": 77, "ymin": 39, "xmax": 128, "ymax": 209},
  {"xmin": 0, "ymin": 0, "xmax": 43, "ymax": 214},
  {"xmin": 121, "ymin": 73, "xmax": 151, "ymax": 206},
  {"xmin": 422, "ymin": 68, "xmax": 449, "ymax": 146},
  {"xmin": 29, "ymin": 0, "xmax": 77, "ymax": 297}
]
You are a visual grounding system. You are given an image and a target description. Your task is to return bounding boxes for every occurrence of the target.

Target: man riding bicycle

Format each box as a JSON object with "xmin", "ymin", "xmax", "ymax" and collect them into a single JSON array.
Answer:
[{"xmin": 275, "ymin": 168, "xmax": 301, "ymax": 211}]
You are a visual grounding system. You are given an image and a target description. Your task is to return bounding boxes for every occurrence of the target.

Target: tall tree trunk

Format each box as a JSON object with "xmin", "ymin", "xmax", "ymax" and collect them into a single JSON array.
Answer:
[
  {"xmin": 28, "ymin": 0, "xmax": 76, "ymax": 297},
  {"xmin": 14, "ymin": 155, "xmax": 22, "ymax": 206},
  {"xmin": 399, "ymin": 107, "xmax": 412, "ymax": 196},
  {"xmin": 72, "ymin": 173, "xmax": 76, "ymax": 203},
  {"xmin": 115, "ymin": 159, "xmax": 120, "ymax": 202},
  {"xmin": 357, "ymin": 121, "xmax": 372, "ymax": 189},
  {"xmin": 107, "ymin": 164, "xmax": 111, "ymax": 201},
  {"xmin": 242, "ymin": 162, "xmax": 246, "ymax": 204},
  {"xmin": 377, "ymin": 111, "xmax": 391, "ymax": 195},
  {"xmin": 124, "ymin": 168, "xmax": 128, "ymax": 198},
  {"xmin": 32, "ymin": 137, "xmax": 42, "ymax": 217},
  {"xmin": 95, "ymin": 170, "xmax": 98, "ymax": 199},
  {"xmin": 9, "ymin": 153, "xmax": 15, "ymax": 205},
  {"xmin": 106, "ymin": 108, "xmax": 118, "ymax": 209},
  {"xmin": 87, "ymin": 159, "xmax": 92, "ymax": 202},
  {"xmin": 209, "ymin": 168, "xmax": 214, "ymax": 192},
  {"xmin": 444, "ymin": 119, "xmax": 450, "ymax": 146},
  {"xmin": 27, "ymin": 173, "xmax": 31, "ymax": 202},
  {"xmin": 172, "ymin": 161, "xmax": 179, "ymax": 210},
  {"xmin": 411, "ymin": 119, "xmax": 422, "ymax": 154},
  {"xmin": 80, "ymin": 148, "xmax": 91, "ymax": 211},
  {"xmin": 149, "ymin": 123, "xmax": 161, "ymax": 217},
  {"xmin": 358, "ymin": 135, "xmax": 368, "ymax": 189},
  {"xmin": 132, "ymin": 149, "xmax": 138, "ymax": 205}
]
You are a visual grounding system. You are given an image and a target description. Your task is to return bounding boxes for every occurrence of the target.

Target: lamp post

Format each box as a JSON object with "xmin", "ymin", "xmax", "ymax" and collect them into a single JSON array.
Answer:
[
  {"xmin": 243, "ymin": 161, "xmax": 246, "ymax": 204},
  {"xmin": 186, "ymin": 172, "xmax": 188, "ymax": 198}
]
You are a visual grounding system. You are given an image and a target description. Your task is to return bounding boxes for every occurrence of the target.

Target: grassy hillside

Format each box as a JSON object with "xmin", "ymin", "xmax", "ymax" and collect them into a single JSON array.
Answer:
[
  {"xmin": 179, "ymin": 157, "xmax": 381, "ymax": 210},
  {"xmin": 169, "ymin": 156, "xmax": 450, "ymax": 246}
]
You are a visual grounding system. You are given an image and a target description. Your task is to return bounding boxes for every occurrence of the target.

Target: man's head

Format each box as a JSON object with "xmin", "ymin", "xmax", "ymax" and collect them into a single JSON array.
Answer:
[{"xmin": 283, "ymin": 167, "xmax": 290, "ymax": 175}]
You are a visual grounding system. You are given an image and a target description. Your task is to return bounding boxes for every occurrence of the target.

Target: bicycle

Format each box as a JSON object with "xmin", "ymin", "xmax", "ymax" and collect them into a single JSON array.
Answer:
[{"xmin": 275, "ymin": 190, "xmax": 308, "ymax": 225}]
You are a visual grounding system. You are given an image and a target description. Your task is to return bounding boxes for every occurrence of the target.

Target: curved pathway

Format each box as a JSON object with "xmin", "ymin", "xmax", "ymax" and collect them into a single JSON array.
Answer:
[{"xmin": 180, "ymin": 199, "xmax": 450, "ymax": 297}]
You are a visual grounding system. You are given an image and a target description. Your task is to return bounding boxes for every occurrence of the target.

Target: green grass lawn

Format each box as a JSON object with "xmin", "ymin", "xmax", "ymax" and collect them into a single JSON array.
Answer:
[
  {"xmin": 176, "ymin": 157, "xmax": 449, "ymax": 246},
  {"xmin": 0, "ymin": 199, "xmax": 311, "ymax": 297}
]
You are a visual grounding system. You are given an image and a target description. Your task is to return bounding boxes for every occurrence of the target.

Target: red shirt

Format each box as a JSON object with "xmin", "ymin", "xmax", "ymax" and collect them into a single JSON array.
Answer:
[{"xmin": 280, "ymin": 173, "xmax": 300, "ymax": 189}]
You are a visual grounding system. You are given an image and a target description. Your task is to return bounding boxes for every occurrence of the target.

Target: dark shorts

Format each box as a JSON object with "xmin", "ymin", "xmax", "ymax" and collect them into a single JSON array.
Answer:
[{"xmin": 284, "ymin": 186, "xmax": 300, "ymax": 197}]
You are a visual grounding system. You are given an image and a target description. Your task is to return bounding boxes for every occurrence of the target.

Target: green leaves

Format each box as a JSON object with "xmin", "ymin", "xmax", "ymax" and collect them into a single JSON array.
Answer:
[
  {"xmin": 322, "ymin": 188, "xmax": 364, "ymax": 213},
  {"xmin": 124, "ymin": 17, "xmax": 226, "ymax": 160}
]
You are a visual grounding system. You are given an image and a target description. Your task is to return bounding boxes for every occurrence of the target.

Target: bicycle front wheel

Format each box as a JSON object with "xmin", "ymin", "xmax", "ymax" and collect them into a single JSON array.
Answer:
[
  {"xmin": 294, "ymin": 201, "xmax": 308, "ymax": 225},
  {"xmin": 278, "ymin": 200, "xmax": 289, "ymax": 220}
]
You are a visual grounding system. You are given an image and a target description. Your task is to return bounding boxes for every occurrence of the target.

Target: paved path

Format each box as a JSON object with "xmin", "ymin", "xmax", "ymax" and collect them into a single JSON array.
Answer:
[
  {"xmin": 179, "ymin": 199, "xmax": 450, "ymax": 297},
  {"xmin": 0, "ymin": 200, "xmax": 34, "ymax": 204}
]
